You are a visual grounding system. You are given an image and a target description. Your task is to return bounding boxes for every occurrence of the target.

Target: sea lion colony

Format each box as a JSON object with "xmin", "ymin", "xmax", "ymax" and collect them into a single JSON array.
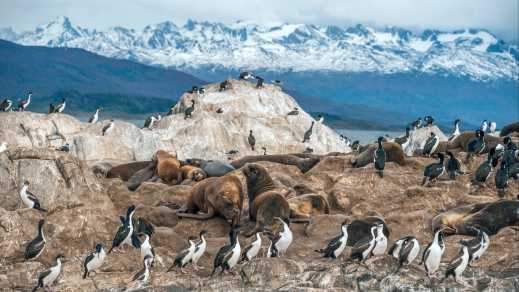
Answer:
[{"xmin": 1, "ymin": 76, "xmax": 518, "ymax": 291}]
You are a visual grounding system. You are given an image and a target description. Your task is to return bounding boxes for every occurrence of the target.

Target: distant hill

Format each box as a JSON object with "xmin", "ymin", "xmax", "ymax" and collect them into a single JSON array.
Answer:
[{"xmin": 0, "ymin": 39, "xmax": 205, "ymax": 99}]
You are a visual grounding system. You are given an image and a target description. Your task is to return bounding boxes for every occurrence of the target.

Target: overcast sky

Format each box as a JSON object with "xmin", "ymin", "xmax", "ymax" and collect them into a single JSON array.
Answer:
[{"xmin": 1, "ymin": 0, "xmax": 518, "ymax": 42}]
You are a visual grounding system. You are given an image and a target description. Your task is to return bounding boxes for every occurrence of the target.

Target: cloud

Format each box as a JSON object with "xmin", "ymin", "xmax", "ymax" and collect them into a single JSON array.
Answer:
[{"xmin": 1, "ymin": 0, "xmax": 517, "ymax": 41}]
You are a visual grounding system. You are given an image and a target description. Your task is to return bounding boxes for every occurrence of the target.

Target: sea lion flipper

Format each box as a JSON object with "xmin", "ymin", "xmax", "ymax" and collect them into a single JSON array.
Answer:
[{"xmin": 176, "ymin": 207, "xmax": 215, "ymax": 220}]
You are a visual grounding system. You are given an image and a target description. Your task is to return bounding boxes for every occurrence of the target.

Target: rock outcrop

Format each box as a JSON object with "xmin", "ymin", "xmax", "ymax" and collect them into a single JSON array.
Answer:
[
  {"xmin": 0, "ymin": 80, "xmax": 347, "ymax": 163},
  {"xmin": 1, "ymin": 144, "xmax": 518, "ymax": 291}
]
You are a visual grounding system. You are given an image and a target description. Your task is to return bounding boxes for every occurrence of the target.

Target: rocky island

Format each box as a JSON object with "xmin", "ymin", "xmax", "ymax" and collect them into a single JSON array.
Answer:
[{"xmin": 0, "ymin": 79, "xmax": 518, "ymax": 291}]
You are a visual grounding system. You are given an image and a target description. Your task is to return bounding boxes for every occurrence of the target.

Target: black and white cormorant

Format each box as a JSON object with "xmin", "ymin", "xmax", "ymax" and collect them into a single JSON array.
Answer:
[
  {"xmin": 184, "ymin": 100, "xmax": 195, "ymax": 119},
  {"xmin": 302, "ymin": 121, "xmax": 314, "ymax": 143},
  {"xmin": 422, "ymin": 132, "xmax": 439, "ymax": 157},
  {"xmin": 374, "ymin": 136, "xmax": 386, "ymax": 178},
  {"xmin": 19, "ymin": 181, "xmax": 47, "ymax": 212},
  {"xmin": 422, "ymin": 153, "xmax": 445, "ymax": 186},
  {"xmin": 315, "ymin": 221, "xmax": 349, "ymax": 259},
  {"xmin": 32, "ymin": 254, "xmax": 64, "ymax": 292},
  {"xmin": 83, "ymin": 243, "xmax": 106, "ymax": 278},
  {"xmin": 211, "ymin": 228, "xmax": 241, "ymax": 276},
  {"xmin": 25, "ymin": 219, "xmax": 46, "ymax": 261}
]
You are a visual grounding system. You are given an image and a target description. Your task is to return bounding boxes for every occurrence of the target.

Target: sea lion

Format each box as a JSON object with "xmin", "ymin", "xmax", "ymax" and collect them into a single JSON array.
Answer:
[
  {"xmin": 232, "ymin": 154, "xmax": 320, "ymax": 173},
  {"xmin": 241, "ymin": 163, "xmax": 310, "ymax": 237},
  {"xmin": 448, "ymin": 132, "xmax": 501, "ymax": 153},
  {"xmin": 184, "ymin": 158, "xmax": 235, "ymax": 177},
  {"xmin": 500, "ymin": 122, "xmax": 519, "ymax": 137},
  {"xmin": 107, "ymin": 161, "xmax": 152, "ymax": 181},
  {"xmin": 288, "ymin": 194, "xmax": 330, "ymax": 217},
  {"xmin": 176, "ymin": 175, "xmax": 244, "ymax": 227},
  {"xmin": 432, "ymin": 200, "xmax": 519, "ymax": 236},
  {"xmin": 126, "ymin": 162, "xmax": 157, "ymax": 191},
  {"xmin": 154, "ymin": 150, "xmax": 182, "ymax": 185},
  {"xmin": 351, "ymin": 142, "xmax": 405, "ymax": 167},
  {"xmin": 180, "ymin": 165, "xmax": 207, "ymax": 182}
]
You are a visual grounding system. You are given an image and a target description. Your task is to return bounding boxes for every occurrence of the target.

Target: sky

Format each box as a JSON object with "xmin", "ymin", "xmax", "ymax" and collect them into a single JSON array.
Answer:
[{"xmin": 1, "ymin": 0, "xmax": 518, "ymax": 42}]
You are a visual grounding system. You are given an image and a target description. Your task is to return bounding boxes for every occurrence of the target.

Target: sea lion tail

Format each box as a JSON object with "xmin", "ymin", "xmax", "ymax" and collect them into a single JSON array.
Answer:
[{"xmin": 421, "ymin": 177, "xmax": 428, "ymax": 186}]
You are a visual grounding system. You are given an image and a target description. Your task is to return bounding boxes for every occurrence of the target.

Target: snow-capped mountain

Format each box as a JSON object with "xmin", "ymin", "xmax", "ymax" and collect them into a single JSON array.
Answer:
[{"xmin": 2, "ymin": 16, "xmax": 518, "ymax": 81}]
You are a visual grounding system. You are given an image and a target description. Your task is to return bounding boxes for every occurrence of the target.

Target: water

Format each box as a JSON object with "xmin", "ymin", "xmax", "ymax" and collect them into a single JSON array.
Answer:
[{"xmin": 336, "ymin": 129, "xmax": 404, "ymax": 145}]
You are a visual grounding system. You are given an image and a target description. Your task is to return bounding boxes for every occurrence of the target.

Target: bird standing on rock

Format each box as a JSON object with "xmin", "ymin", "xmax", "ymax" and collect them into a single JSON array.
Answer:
[
  {"xmin": 109, "ymin": 205, "xmax": 138, "ymax": 253},
  {"xmin": 266, "ymin": 217, "xmax": 293, "ymax": 257},
  {"xmin": 88, "ymin": 107, "xmax": 102, "ymax": 123},
  {"xmin": 143, "ymin": 115, "xmax": 157, "ymax": 129},
  {"xmin": 241, "ymin": 232, "xmax": 262, "ymax": 262},
  {"xmin": 248, "ymin": 130, "xmax": 256, "ymax": 151},
  {"xmin": 448, "ymin": 119, "xmax": 461, "ymax": 141},
  {"xmin": 480, "ymin": 120, "xmax": 488, "ymax": 132},
  {"xmin": 130, "ymin": 255, "xmax": 153, "ymax": 288},
  {"xmin": 184, "ymin": 100, "xmax": 195, "ymax": 119},
  {"xmin": 212, "ymin": 228, "xmax": 241, "ymax": 276},
  {"xmin": 315, "ymin": 221, "xmax": 349, "ymax": 259},
  {"xmin": 466, "ymin": 130, "xmax": 485, "ymax": 161},
  {"xmin": 443, "ymin": 243, "xmax": 472, "ymax": 287},
  {"xmin": 18, "ymin": 91, "xmax": 32, "ymax": 111},
  {"xmin": 422, "ymin": 132, "xmax": 439, "ymax": 157},
  {"xmin": 255, "ymin": 76, "xmax": 264, "ymax": 88},
  {"xmin": 422, "ymin": 153, "xmax": 445, "ymax": 186},
  {"xmin": 489, "ymin": 122, "xmax": 497, "ymax": 134},
  {"xmin": 102, "ymin": 120, "xmax": 114, "ymax": 136},
  {"xmin": 83, "ymin": 243, "xmax": 106, "ymax": 279},
  {"xmin": 495, "ymin": 160, "xmax": 509, "ymax": 198},
  {"xmin": 371, "ymin": 224, "xmax": 387, "ymax": 256},
  {"xmin": 446, "ymin": 151, "xmax": 464, "ymax": 180},
  {"xmin": 169, "ymin": 236, "xmax": 197, "ymax": 273},
  {"xmin": 32, "ymin": 254, "xmax": 64, "ymax": 292},
  {"xmin": 421, "ymin": 229, "xmax": 445, "ymax": 279},
  {"xmin": 374, "ymin": 136, "xmax": 386, "ymax": 178},
  {"xmin": 19, "ymin": 181, "xmax": 47, "ymax": 212},
  {"xmin": 53, "ymin": 98, "xmax": 66, "ymax": 113},
  {"xmin": 0, "ymin": 98, "xmax": 12, "ymax": 111},
  {"xmin": 191, "ymin": 230, "xmax": 207, "ymax": 271},
  {"xmin": 139, "ymin": 234, "xmax": 155, "ymax": 267},
  {"xmin": 393, "ymin": 236, "xmax": 420, "ymax": 273},
  {"xmin": 25, "ymin": 219, "xmax": 46, "ymax": 261},
  {"xmin": 472, "ymin": 148, "xmax": 496, "ymax": 185},
  {"xmin": 461, "ymin": 228, "xmax": 489, "ymax": 265},
  {"xmin": 302, "ymin": 121, "xmax": 314, "ymax": 143}
]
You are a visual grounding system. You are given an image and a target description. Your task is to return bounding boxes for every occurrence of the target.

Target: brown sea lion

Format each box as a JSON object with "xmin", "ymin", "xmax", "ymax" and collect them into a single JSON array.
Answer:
[
  {"xmin": 176, "ymin": 175, "xmax": 244, "ymax": 227},
  {"xmin": 180, "ymin": 165, "xmax": 207, "ymax": 182},
  {"xmin": 288, "ymin": 194, "xmax": 330, "ymax": 217},
  {"xmin": 241, "ymin": 163, "xmax": 310, "ymax": 237},
  {"xmin": 432, "ymin": 200, "xmax": 519, "ymax": 236},
  {"xmin": 154, "ymin": 150, "xmax": 182, "ymax": 185},
  {"xmin": 448, "ymin": 131, "xmax": 502, "ymax": 153},
  {"xmin": 351, "ymin": 142, "xmax": 405, "ymax": 167},
  {"xmin": 107, "ymin": 161, "xmax": 152, "ymax": 181},
  {"xmin": 231, "ymin": 154, "xmax": 320, "ymax": 173},
  {"xmin": 500, "ymin": 122, "xmax": 519, "ymax": 137}
]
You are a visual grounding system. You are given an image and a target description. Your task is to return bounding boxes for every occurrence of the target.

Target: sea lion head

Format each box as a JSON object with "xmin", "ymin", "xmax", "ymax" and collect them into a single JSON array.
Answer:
[
  {"xmin": 192, "ymin": 169, "xmax": 207, "ymax": 181},
  {"xmin": 241, "ymin": 163, "xmax": 267, "ymax": 186},
  {"xmin": 215, "ymin": 189, "xmax": 242, "ymax": 227}
]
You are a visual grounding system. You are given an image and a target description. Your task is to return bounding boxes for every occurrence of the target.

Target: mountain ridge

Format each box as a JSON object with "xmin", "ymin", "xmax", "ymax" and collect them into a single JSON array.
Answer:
[{"xmin": 1, "ymin": 16, "xmax": 517, "ymax": 81}]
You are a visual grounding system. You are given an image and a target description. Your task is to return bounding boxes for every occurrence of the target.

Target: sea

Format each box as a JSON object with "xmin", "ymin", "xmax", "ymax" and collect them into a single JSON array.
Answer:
[{"xmin": 336, "ymin": 129, "xmax": 404, "ymax": 145}]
